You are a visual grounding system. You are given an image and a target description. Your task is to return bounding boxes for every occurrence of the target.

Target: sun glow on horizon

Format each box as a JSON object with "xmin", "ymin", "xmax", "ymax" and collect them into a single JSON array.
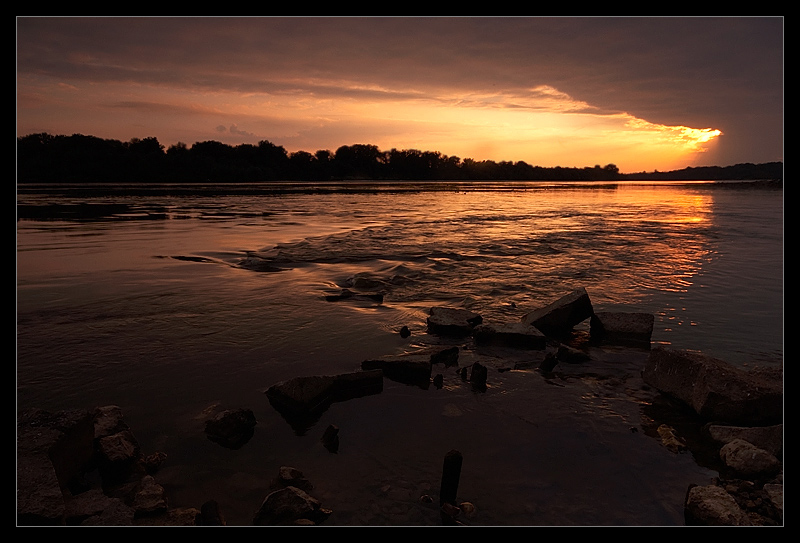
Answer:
[{"xmin": 17, "ymin": 74, "xmax": 725, "ymax": 174}]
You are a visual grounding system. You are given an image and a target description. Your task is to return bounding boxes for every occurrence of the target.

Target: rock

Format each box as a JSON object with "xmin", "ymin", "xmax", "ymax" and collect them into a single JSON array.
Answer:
[
  {"xmin": 460, "ymin": 501, "xmax": 477, "ymax": 520},
  {"xmin": 77, "ymin": 495, "xmax": 136, "ymax": 526},
  {"xmin": 131, "ymin": 475, "xmax": 168, "ymax": 518},
  {"xmin": 641, "ymin": 347, "xmax": 783, "ymax": 425},
  {"xmin": 94, "ymin": 405, "xmax": 130, "ymax": 438},
  {"xmin": 556, "ymin": 343, "xmax": 590, "ymax": 364},
  {"xmin": 325, "ymin": 288, "xmax": 383, "ymax": 303},
  {"xmin": 657, "ymin": 424, "xmax": 687, "ymax": 453},
  {"xmin": 321, "ymin": 425, "xmax": 340, "ymax": 453},
  {"xmin": 427, "ymin": 307, "xmax": 483, "ymax": 336},
  {"xmin": 275, "ymin": 466, "xmax": 314, "ymax": 492},
  {"xmin": 204, "ymin": 408, "xmax": 257, "ymax": 449},
  {"xmin": 472, "ymin": 322, "xmax": 547, "ymax": 349},
  {"xmin": 400, "ymin": 325, "xmax": 411, "ymax": 338},
  {"xmin": 253, "ymin": 486, "xmax": 330, "ymax": 526},
  {"xmin": 719, "ymin": 439, "xmax": 781, "ymax": 478},
  {"xmin": 433, "ymin": 374, "xmax": 444, "ymax": 388},
  {"xmin": 685, "ymin": 484, "xmax": 752, "ymax": 526},
  {"xmin": 362, "ymin": 354, "xmax": 433, "ymax": 385},
  {"xmin": 430, "ymin": 346, "xmax": 459, "ymax": 366},
  {"xmin": 97, "ymin": 429, "xmax": 141, "ymax": 482},
  {"xmin": 705, "ymin": 424, "xmax": 783, "ymax": 457},
  {"xmin": 197, "ymin": 500, "xmax": 226, "ymax": 526},
  {"xmin": 64, "ymin": 488, "xmax": 129, "ymax": 526},
  {"xmin": 762, "ymin": 484, "xmax": 783, "ymax": 520},
  {"xmin": 470, "ymin": 362, "xmax": 488, "ymax": 390},
  {"xmin": 266, "ymin": 370, "xmax": 384, "ymax": 416},
  {"xmin": 537, "ymin": 351, "xmax": 559, "ymax": 372},
  {"xmin": 520, "ymin": 287, "xmax": 594, "ymax": 337},
  {"xmin": 590, "ymin": 311, "xmax": 654, "ymax": 347}
]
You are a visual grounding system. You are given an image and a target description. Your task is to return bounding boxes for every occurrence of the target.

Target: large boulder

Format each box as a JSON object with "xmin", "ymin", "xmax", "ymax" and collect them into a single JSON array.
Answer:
[
  {"xmin": 427, "ymin": 307, "xmax": 483, "ymax": 336},
  {"xmin": 520, "ymin": 288, "xmax": 594, "ymax": 337},
  {"xmin": 590, "ymin": 311, "xmax": 654, "ymax": 347},
  {"xmin": 642, "ymin": 347, "xmax": 782, "ymax": 425}
]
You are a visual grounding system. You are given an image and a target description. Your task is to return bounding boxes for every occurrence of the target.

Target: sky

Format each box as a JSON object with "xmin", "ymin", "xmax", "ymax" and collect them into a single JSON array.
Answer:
[{"xmin": 16, "ymin": 16, "xmax": 784, "ymax": 174}]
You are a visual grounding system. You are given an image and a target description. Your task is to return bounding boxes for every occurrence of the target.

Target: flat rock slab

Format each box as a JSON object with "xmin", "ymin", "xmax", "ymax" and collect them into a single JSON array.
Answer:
[
  {"xmin": 427, "ymin": 307, "xmax": 483, "ymax": 336},
  {"xmin": 472, "ymin": 322, "xmax": 547, "ymax": 350},
  {"xmin": 521, "ymin": 288, "xmax": 594, "ymax": 337},
  {"xmin": 265, "ymin": 370, "xmax": 384, "ymax": 416},
  {"xmin": 642, "ymin": 347, "xmax": 783, "ymax": 425},
  {"xmin": 590, "ymin": 311, "xmax": 654, "ymax": 347}
]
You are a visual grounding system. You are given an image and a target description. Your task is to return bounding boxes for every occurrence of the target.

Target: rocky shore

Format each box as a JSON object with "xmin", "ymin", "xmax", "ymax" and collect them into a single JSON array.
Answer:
[{"xmin": 17, "ymin": 288, "xmax": 783, "ymax": 526}]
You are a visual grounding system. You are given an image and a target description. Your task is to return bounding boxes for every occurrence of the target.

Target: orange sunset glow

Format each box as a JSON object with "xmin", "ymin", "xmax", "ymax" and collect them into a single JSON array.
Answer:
[{"xmin": 16, "ymin": 17, "xmax": 782, "ymax": 174}]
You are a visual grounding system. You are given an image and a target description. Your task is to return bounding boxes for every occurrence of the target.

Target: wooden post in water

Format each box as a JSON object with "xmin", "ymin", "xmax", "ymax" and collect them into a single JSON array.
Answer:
[{"xmin": 440, "ymin": 449, "xmax": 462, "ymax": 506}]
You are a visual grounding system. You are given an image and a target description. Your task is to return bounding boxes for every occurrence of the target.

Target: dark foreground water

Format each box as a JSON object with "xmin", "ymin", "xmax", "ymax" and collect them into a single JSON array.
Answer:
[{"xmin": 16, "ymin": 180, "xmax": 783, "ymax": 526}]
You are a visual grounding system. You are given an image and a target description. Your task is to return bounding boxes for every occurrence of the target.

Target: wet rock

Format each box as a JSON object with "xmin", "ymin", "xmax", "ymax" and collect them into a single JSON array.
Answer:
[
  {"xmin": 520, "ymin": 287, "xmax": 594, "ymax": 337},
  {"xmin": 274, "ymin": 466, "xmax": 314, "ymax": 492},
  {"xmin": 719, "ymin": 439, "xmax": 781, "ymax": 478},
  {"xmin": 131, "ymin": 475, "xmax": 168, "ymax": 518},
  {"xmin": 17, "ymin": 408, "xmax": 96, "ymax": 525},
  {"xmin": 325, "ymin": 288, "xmax": 383, "ymax": 303},
  {"xmin": 430, "ymin": 346, "xmax": 459, "ymax": 366},
  {"xmin": 97, "ymin": 429, "xmax": 141, "ymax": 483},
  {"xmin": 556, "ymin": 343, "xmax": 590, "ymax": 364},
  {"xmin": 469, "ymin": 362, "xmax": 488, "ymax": 391},
  {"xmin": 427, "ymin": 307, "xmax": 483, "ymax": 336},
  {"xmin": 362, "ymin": 354, "xmax": 432, "ymax": 385},
  {"xmin": 657, "ymin": 424, "xmax": 687, "ymax": 453},
  {"xmin": 685, "ymin": 484, "xmax": 753, "ymax": 526},
  {"xmin": 204, "ymin": 408, "xmax": 257, "ymax": 450},
  {"xmin": 472, "ymin": 322, "xmax": 547, "ymax": 349},
  {"xmin": 266, "ymin": 370, "xmax": 384, "ymax": 423},
  {"xmin": 642, "ymin": 347, "xmax": 783, "ymax": 425},
  {"xmin": 197, "ymin": 500, "xmax": 226, "ymax": 526},
  {"xmin": 321, "ymin": 425, "xmax": 340, "ymax": 453},
  {"xmin": 705, "ymin": 424, "xmax": 783, "ymax": 457},
  {"xmin": 590, "ymin": 311, "xmax": 653, "ymax": 347},
  {"xmin": 537, "ymin": 351, "xmax": 559, "ymax": 372},
  {"xmin": 253, "ymin": 486, "xmax": 330, "ymax": 526}
]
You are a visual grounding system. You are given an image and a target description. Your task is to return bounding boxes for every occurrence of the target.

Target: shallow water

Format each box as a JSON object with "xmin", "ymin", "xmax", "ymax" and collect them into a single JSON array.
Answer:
[{"xmin": 16, "ymin": 180, "xmax": 783, "ymax": 525}]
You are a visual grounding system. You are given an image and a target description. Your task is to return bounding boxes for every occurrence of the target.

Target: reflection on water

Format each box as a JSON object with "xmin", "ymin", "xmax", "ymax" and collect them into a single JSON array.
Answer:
[{"xmin": 16, "ymin": 181, "xmax": 783, "ymax": 525}]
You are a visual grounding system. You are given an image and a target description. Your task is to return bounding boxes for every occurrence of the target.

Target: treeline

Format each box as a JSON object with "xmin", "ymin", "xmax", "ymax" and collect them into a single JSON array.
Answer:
[{"xmin": 16, "ymin": 132, "xmax": 782, "ymax": 184}]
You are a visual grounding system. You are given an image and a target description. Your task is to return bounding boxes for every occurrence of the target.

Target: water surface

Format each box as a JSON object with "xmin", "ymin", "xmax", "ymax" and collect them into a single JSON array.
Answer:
[{"xmin": 16, "ymin": 180, "xmax": 783, "ymax": 525}]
